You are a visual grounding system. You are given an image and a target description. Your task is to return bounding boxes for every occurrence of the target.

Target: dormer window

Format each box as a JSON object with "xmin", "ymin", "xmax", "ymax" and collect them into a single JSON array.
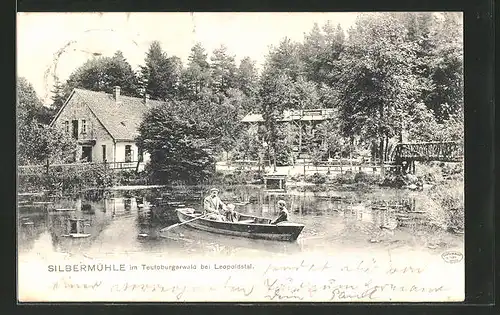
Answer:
[{"xmin": 81, "ymin": 119, "xmax": 87, "ymax": 133}]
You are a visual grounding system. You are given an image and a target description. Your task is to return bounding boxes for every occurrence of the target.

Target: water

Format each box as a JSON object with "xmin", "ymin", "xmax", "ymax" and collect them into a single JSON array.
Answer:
[{"xmin": 18, "ymin": 185, "xmax": 463, "ymax": 259}]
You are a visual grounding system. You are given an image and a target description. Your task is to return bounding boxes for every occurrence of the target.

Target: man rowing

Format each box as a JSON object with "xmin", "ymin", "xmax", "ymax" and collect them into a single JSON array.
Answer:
[{"xmin": 203, "ymin": 188, "xmax": 237, "ymax": 221}]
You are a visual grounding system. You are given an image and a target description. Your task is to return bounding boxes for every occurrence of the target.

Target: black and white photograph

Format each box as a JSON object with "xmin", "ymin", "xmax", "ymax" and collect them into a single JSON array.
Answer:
[{"xmin": 17, "ymin": 12, "xmax": 464, "ymax": 302}]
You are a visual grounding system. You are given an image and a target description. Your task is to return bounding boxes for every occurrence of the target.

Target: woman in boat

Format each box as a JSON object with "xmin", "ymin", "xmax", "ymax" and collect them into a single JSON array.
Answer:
[
  {"xmin": 271, "ymin": 200, "xmax": 289, "ymax": 224},
  {"xmin": 203, "ymin": 188, "xmax": 227, "ymax": 221}
]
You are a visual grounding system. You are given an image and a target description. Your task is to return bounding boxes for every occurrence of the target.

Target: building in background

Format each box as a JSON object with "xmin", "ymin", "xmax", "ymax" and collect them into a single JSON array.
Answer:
[
  {"xmin": 50, "ymin": 86, "xmax": 165, "ymax": 170},
  {"xmin": 241, "ymin": 108, "xmax": 336, "ymax": 156}
]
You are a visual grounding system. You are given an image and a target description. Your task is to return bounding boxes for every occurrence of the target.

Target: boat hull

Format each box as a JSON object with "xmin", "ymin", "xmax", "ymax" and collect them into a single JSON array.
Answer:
[{"xmin": 176, "ymin": 209, "xmax": 304, "ymax": 241}]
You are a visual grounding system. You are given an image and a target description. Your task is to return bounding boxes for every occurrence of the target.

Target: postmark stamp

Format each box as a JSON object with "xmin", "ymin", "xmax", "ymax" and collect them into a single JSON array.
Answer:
[{"xmin": 441, "ymin": 250, "xmax": 464, "ymax": 264}]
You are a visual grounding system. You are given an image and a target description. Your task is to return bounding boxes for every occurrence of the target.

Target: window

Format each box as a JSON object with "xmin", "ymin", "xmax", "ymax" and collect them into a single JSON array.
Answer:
[
  {"xmin": 81, "ymin": 119, "xmax": 87, "ymax": 133},
  {"xmin": 81, "ymin": 146, "xmax": 92, "ymax": 162},
  {"xmin": 64, "ymin": 121, "xmax": 69, "ymax": 133},
  {"xmin": 72, "ymin": 120, "xmax": 79, "ymax": 139},
  {"xmin": 125, "ymin": 145, "xmax": 132, "ymax": 162},
  {"xmin": 102, "ymin": 145, "xmax": 107, "ymax": 162}
]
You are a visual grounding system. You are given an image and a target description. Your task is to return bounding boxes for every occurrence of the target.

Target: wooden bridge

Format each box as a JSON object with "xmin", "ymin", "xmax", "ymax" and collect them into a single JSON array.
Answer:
[{"xmin": 389, "ymin": 141, "xmax": 463, "ymax": 172}]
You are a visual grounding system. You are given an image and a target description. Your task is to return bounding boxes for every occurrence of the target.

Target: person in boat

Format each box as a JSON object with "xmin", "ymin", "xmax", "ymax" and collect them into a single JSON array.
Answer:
[
  {"xmin": 271, "ymin": 200, "xmax": 289, "ymax": 224},
  {"xmin": 203, "ymin": 188, "xmax": 227, "ymax": 221},
  {"xmin": 223, "ymin": 203, "xmax": 238, "ymax": 222}
]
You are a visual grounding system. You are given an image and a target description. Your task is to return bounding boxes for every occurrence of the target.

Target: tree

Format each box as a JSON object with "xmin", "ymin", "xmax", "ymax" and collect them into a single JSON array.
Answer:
[
  {"xmin": 65, "ymin": 51, "xmax": 140, "ymax": 97},
  {"xmin": 179, "ymin": 43, "xmax": 212, "ymax": 100},
  {"xmin": 293, "ymin": 76, "xmax": 319, "ymax": 109},
  {"xmin": 17, "ymin": 77, "xmax": 43, "ymax": 129},
  {"xmin": 266, "ymin": 37, "xmax": 303, "ymax": 81},
  {"xmin": 425, "ymin": 12, "xmax": 463, "ymax": 123},
  {"xmin": 50, "ymin": 78, "xmax": 66, "ymax": 110},
  {"xmin": 210, "ymin": 45, "xmax": 238, "ymax": 97},
  {"xmin": 17, "ymin": 77, "xmax": 76, "ymax": 165},
  {"xmin": 236, "ymin": 57, "xmax": 259, "ymax": 97},
  {"xmin": 140, "ymin": 41, "xmax": 182, "ymax": 101},
  {"xmin": 336, "ymin": 13, "xmax": 422, "ymax": 162},
  {"xmin": 136, "ymin": 103, "xmax": 216, "ymax": 184},
  {"xmin": 259, "ymin": 71, "xmax": 296, "ymax": 171},
  {"xmin": 300, "ymin": 23, "xmax": 325, "ymax": 83}
]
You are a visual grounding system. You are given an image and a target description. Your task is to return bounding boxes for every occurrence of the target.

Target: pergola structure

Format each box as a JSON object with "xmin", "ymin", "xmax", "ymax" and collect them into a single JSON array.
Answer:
[{"xmin": 241, "ymin": 108, "xmax": 336, "ymax": 155}]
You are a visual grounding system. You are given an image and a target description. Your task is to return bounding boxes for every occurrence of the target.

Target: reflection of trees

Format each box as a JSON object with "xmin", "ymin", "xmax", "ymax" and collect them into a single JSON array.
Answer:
[
  {"xmin": 45, "ymin": 198, "xmax": 120, "ymax": 253},
  {"xmin": 18, "ymin": 213, "xmax": 48, "ymax": 253}
]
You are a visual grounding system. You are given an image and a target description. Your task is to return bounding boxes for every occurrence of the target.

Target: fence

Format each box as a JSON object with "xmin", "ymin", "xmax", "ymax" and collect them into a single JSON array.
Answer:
[{"xmin": 18, "ymin": 161, "xmax": 144, "ymax": 175}]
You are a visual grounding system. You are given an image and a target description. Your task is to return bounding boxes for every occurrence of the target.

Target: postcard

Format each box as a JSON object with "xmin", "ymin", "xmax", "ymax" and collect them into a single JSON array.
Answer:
[{"xmin": 17, "ymin": 12, "xmax": 464, "ymax": 302}]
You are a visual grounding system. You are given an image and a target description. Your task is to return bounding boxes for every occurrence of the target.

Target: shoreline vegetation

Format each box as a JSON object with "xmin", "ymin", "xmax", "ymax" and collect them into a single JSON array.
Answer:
[{"xmin": 18, "ymin": 160, "xmax": 464, "ymax": 233}]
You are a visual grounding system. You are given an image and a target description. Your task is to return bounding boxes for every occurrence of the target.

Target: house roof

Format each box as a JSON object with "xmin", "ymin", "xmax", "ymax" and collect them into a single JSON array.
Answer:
[
  {"xmin": 241, "ymin": 114, "xmax": 264, "ymax": 122},
  {"xmin": 241, "ymin": 108, "xmax": 336, "ymax": 123},
  {"xmin": 52, "ymin": 88, "xmax": 167, "ymax": 141}
]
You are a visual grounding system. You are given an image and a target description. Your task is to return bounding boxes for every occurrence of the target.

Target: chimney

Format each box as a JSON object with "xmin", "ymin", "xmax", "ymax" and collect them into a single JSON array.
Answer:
[
  {"xmin": 113, "ymin": 86, "xmax": 121, "ymax": 103},
  {"xmin": 144, "ymin": 93, "xmax": 150, "ymax": 104}
]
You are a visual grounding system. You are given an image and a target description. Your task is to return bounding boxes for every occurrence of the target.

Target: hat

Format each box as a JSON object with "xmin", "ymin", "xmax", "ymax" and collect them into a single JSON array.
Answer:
[
  {"xmin": 277, "ymin": 200, "xmax": 286, "ymax": 207},
  {"xmin": 210, "ymin": 188, "xmax": 219, "ymax": 192}
]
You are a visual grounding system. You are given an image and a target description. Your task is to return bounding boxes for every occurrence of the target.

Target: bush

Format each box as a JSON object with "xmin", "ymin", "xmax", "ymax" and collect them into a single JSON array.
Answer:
[
  {"xmin": 427, "ymin": 179, "xmax": 464, "ymax": 231},
  {"xmin": 209, "ymin": 170, "xmax": 260, "ymax": 185},
  {"xmin": 115, "ymin": 170, "xmax": 148, "ymax": 186},
  {"xmin": 354, "ymin": 171, "xmax": 382, "ymax": 184},
  {"xmin": 332, "ymin": 172, "xmax": 355, "ymax": 185},
  {"xmin": 305, "ymin": 173, "xmax": 327, "ymax": 184},
  {"xmin": 18, "ymin": 163, "xmax": 117, "ymax": 195}
]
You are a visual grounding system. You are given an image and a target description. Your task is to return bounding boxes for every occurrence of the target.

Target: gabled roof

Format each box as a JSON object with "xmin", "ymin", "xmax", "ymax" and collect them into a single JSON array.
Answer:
[{"xmin": 51, "ymin": 88, "xmax": 167, "ymax": 141}]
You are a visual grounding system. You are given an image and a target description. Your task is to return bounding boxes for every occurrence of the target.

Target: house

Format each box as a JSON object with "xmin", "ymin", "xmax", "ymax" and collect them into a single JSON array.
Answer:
[
  {"xmin": 50, "ymin": 86, "xmax": 166, "ymax": 170},
  {"xmin": 241, "ymin": 108, "xmax": 336, "ymax": 155}
]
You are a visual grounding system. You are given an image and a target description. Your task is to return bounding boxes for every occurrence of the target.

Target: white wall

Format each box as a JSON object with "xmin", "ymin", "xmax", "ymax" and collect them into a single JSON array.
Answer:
[
  {"xmin": 93, "ymin": 140, "xmax": 115, "ymax": 162},
  {"xmin": 114, "ymin": 142, "xmax": 148, "ymax": 163}
]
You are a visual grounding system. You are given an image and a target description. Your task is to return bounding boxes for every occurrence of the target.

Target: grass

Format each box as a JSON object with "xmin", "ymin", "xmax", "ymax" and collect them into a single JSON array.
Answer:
[{"xmin": 422, "ymin": 178, "xmax": 464, "ymax": 231}]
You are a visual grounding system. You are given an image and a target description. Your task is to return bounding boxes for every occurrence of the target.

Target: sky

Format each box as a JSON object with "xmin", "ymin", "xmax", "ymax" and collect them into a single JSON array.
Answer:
[{"xmin": 17, "ymin": 12, "xmax": 360, "ymax": 104}]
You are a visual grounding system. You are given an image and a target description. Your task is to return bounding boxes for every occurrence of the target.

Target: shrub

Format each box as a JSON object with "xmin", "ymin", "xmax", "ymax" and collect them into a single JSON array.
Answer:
[
  {"xmin": 18, "ymin": 163, "xmax": 116, "ymax": 195},
  {"xmin": 354, "ymin": 171, "xmax": 382, "ymax": 184},
  {"xmin": 332, "ymin": 172, "xmax": 355, "ymax": 185},
  {"xmin": 427, "ymin": 179, "xmax": 464, "ymax": 231},
  {"xmin": 305, "ymin": 172, "xmax": 327, "ymax": 184}
]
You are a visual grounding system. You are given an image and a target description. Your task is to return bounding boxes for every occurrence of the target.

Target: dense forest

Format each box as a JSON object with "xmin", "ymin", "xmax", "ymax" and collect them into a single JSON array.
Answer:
[{"xmin": 18, "ymin": 13, "xmax": 463, "ymax": 183}]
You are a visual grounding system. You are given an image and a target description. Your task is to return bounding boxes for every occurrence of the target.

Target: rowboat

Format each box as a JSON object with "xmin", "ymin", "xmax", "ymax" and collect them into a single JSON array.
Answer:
[{"xmin": 176, "ymin": 208, "xmax": 305, "ymax": 241}]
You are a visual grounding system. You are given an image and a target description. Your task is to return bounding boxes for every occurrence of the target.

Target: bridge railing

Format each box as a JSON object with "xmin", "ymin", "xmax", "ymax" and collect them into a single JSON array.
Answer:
[{"xmin": 391, "ymin": 141, "xmax": 463, "ymax": 163}]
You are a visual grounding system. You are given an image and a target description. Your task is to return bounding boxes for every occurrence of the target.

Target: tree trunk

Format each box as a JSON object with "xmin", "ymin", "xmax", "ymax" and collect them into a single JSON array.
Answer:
[
  {"xmin": 379, "ymin": 102, "xmax": 384, "ymax": 165},
  {"xmin": 384, "ymin": 137, "xmax": 389, "ymax": 162},
  {"xmin": 379, "ymin": 137, "xmax": 384, "ymax": 165}
]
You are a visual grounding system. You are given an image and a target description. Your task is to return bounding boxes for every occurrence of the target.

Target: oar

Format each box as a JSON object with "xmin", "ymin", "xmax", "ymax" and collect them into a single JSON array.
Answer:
[{"xmin": 160, "ymin": 213, "xmax": 209, "ymax": 232}]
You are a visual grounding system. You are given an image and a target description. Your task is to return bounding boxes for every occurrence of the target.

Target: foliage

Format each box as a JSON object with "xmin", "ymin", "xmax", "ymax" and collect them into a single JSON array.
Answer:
[
  {"xmin": 179, "ymin": 42, "xmax": 212, "ymax": 100},
  {"xmin": 236, "ymin": 57, "xmax": 259, "ymax": 112},
  {"xmin": 136, "ymin": 103, "xmax": 217, "ymax": 185},
  {"xmin": 336, "ymin": 13, "xmax": 422, "ymax": 161},
  {"xmin": 24, "ymin": 14, "xmax": 463, "ymax": 189},
  {"xmin": 64, "ymin": 51, "xmax": 140, "ymax": 97},
  {"xmin": 18, "ymin": 122, "xmax": 77, "ymax": 165},
  {"xmin": 17, "ymin": 77, "xmax": 77, "ymax": 165},
  {"xmin": 210, "ymin": 45, "xmax": 238, "ymax": 97},
  {"xmin": 18, "ymin": 163, "xmax": 116, "ymax": 195},
  {"xmin": 353, "ymin": 171, "xmax": 382, "ymax": 185},
  {"xmin": 305, "ymin": 172, "xmax": 327, "ymax": 184},
  {"xmin": 139, "ymin": 41, "xmax": 182, "ymax": 101},
  {"xmin": 427, "ymin": 178, "xmax": 464, "ymax": 231}
]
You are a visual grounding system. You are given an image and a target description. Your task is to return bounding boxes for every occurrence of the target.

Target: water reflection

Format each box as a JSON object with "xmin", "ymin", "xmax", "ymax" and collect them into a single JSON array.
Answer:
[{"xmin": 17, "ymin": 185, "xmax": 461, "ymax": 257}]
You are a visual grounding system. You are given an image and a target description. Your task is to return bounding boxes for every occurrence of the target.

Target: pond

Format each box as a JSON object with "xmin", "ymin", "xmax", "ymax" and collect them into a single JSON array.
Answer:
[{"xmin": 17, "ymin": 185, "xmax": 463, "ymax": 259}]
